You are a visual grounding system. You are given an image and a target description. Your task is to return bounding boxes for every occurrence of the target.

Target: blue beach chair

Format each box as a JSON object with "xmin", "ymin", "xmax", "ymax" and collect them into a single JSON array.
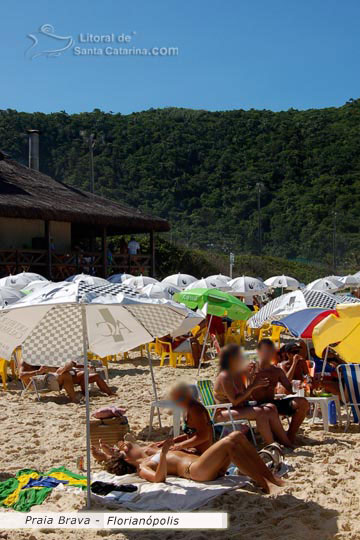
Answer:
[{"xmin": 337, "ymin": 364, "xmax": 360, "ymax": 430}]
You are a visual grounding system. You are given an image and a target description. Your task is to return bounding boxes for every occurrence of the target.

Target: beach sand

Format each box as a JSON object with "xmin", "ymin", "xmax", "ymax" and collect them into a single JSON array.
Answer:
[{"xmin": 1, "ymin": 356, "xmax": 359, "ymax": 540}]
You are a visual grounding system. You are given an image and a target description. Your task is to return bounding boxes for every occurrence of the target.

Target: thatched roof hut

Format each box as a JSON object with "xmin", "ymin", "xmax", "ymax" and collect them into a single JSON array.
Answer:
[
  {"xmin": 0, "ymin": 150, "xmax": 169, "ymax": 234},
  {"xmin": 0, "ymin": 150, "xmax": 169, "ymax": 278}
]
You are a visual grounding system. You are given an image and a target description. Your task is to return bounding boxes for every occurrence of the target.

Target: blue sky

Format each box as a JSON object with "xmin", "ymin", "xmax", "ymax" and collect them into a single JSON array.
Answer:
[{"xmin": 1, "ymin": 0, "xmax": 359, "ymax": 114}]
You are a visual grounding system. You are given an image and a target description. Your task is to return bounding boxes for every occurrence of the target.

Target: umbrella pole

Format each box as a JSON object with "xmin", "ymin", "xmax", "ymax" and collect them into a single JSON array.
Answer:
[
  {"xmin": 81, "ymin": 305, "xmax": 92, "ymax": 510},
  {"xmin": 321, "ymin": 346, "xmax": 329, "ymax": 377},
  {"xmin": 306, "ymin": 339, "xmax": 311, "ymax": 360},
  {"xmin": 197, "ymin": 315, "xmax": 212, "ymax": 377},
  {"xmin": 146, "ymin": 344, "xmax": 162, "ymax": 428}
]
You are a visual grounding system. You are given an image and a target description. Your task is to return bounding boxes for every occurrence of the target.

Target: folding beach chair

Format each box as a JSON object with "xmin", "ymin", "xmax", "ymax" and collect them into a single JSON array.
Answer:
[
  {"xmin": 13, "ymin": 348, "xmax": 62, "ymax": 401},
  {"xmin": 337, "ymin": 364, "xmax": 360, "ymax": 431},
  {"xmin": 196, "ymin": 379, "xmax": 256, "ymax": 445}
]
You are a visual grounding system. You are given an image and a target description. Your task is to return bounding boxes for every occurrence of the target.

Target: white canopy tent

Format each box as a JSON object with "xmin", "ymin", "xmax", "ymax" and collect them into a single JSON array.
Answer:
[
  {"xmin": 161, "ymin": 273, "xmax": 197, "ymax": 290},
  {"xmin": 305, "ymin": 277, "xmax": 343, "ymax": 293},
  {"xmin": 0, "ymin": 272, "xmax": 47, "ymax": 291},
  {"xmin": 264, "ymin": 275, "xmax": 300, "ymax": 291},
  {"xmin": 228, "ymin": 276, "xmax": 268, "ymax": 297}
]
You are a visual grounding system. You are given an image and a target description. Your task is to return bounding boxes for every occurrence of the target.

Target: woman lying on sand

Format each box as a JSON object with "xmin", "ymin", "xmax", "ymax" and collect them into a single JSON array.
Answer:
[
  {"xmin": 154, "ymin": 383, "xmax": 214, "ymax": 455},
  {"xmin": 91, "ymin": 432, "xmax": 284, "ymax": 494}
]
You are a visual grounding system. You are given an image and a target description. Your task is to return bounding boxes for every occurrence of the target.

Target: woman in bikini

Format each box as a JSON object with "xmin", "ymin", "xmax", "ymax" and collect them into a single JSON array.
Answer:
[
  {"xmin": 155, "ymin": 383, "xmax": 214, "ymax": 454},
  {"xmin": 213, "ymin": 344, "xmax": 293, "ymax": 447},
  {"xmin": 91, "ymin": 433, "xmax": 285, "ymax": 494}
]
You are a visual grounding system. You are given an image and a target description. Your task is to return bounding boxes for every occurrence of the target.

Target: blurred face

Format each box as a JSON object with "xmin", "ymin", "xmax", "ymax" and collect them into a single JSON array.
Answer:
[
  {"xmin": 258, "ymin": 344, "xmax": 275, "ymax": 364},
  {"xmin": 170, "ymin": 386, "xmax": 191, "ymax": 408},
  {"xmin": 118, "ymin": 442, "xmax": 143, "ymax": 462},
  {"xmin": 229, "ymin": 350, "xmax": 245, "ymax": 373}
]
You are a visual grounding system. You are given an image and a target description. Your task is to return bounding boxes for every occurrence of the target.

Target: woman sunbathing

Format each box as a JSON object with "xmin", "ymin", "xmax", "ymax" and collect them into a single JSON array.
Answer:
[
  {"xmin": 91, "ymin": 433, "xmax": 285, "ymax": 494},
  {"xmin": 155, "ymin": 383, "xmax": 214, "ymax": 454}
]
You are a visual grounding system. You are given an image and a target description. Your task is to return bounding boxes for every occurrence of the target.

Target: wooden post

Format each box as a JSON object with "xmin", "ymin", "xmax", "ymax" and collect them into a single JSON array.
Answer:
[
  {"xmin": 45, "ymin": 221, "xmax": 52, "ymax": 279},
  {"xmin": 150, "ymin": 230, "xmax": 156, "ymax": 277},
  {"xmin": 102, "ymin": 226, "xmax": 107, "ymax": 278}
]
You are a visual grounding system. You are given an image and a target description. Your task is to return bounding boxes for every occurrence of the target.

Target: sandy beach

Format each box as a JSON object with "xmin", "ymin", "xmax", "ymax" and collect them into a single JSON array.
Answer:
[{"xmin": 1, "ymin": 355, "xmax": 359, "ymax": 540}]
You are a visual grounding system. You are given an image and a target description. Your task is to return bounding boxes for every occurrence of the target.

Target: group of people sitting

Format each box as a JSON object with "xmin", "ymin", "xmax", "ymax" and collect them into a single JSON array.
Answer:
[{"xmin": 92, "ymin": 338, "xmax": 337, "ymax": 492}]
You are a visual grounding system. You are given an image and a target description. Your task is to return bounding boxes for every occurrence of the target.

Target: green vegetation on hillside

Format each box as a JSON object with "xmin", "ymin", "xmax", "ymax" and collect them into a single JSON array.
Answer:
[{"xmin": 1, "ymin": 102, "xmax": 360, "ymax": 268}]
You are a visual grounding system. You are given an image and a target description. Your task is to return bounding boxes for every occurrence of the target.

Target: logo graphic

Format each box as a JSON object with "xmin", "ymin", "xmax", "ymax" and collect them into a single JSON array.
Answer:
[
  {"xmin": 96, "ymin": 308, "xmax": 133, "ymax": 342},
  {"xmin": 26, "ymin": 24, "xmax": 74, "ymax": 60}
]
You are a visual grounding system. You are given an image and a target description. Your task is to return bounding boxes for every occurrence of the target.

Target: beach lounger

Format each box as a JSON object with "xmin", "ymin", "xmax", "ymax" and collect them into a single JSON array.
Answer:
[
  {"xmin": 196, "ymin": 379, "xmax": 256, "ymax": 445},
  {"xmin": 337, "ymin": 364, "xmax": 360, "ymax": 430}
]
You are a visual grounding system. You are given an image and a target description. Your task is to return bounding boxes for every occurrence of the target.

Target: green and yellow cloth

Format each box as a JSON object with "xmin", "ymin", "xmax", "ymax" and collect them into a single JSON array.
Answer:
[{"xmin": 0, "ymin": 467, "xmax": 87, "ymax": 512}]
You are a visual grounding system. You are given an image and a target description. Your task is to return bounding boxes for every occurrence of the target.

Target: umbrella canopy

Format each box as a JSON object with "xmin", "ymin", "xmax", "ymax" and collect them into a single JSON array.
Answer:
[
  {"xmin": 0, "ymin": 291, "xmax": 198, "ymax": 508},
  {"xmin": 0, "ymin": 287, "xmax": 24, "ymax": 307},
  {"xmin": 229, "ymin": 276, "xmax": 268, "ymax": 297},
  {"xmin": 207, "ymin": 274, "xmax": 231, "ymax": 283},
  {"xmin": 14, "ymin": 280, "xmax": 140, "ymax": 307},
  {"xmin": 313, "ymin": 304, "xmax": 360, "ymax": 364},
  {"xmin": 248, "ymin": 289, "xmax": 360, "ymax": 328},
  {"xmin": 140, "ymin": 283, "xmax": 172, "ymax": 300},
  {"xmin": 272, "ymin": 308, "xmax": 337, "ymax": 339},
  {"xmin": 0, "ymin": 272, "xmax": 47, "ymax": 291},
  {"xmin": 20, "ymin": 280, "xmax": 50, "ymax": 296},
  {"xmin": 338, "ymin": 275, "xmax": 360, "ymax": 288},
  {"xmin": 174, "ymin": 288, "xmax": 252, "ymax": 320},
  {"xmin": 264, "ymin": 275, "xmax": 300, "ymax": 290},
  {"xmin": 185, "ymin": 277, "xmax": 231, "ymax": 292},
  {"xmin": 305, "ymin": 277, "xmax": 343, "ymax": 293},
  {"xmin": 107, "ymin": 273, "xmax": 133, "ymax": 284},
  {"xmin": 161, "ymin": 273, "xmax": 197, "ymax": 290},
  {"xmin": 65, "ymin": 274, "xmax": 109, "ymax": 286},
  {"xmin": 123, "ymin": 275, "xmax": 159, "ymax": 289}
]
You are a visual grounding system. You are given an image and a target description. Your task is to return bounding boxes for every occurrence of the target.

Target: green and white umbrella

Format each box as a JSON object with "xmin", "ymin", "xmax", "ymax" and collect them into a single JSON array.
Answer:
[
  {"xmin": 174, "ymin": 288, "xmax": 251, "ymax": 320},
  {"xmin": 174, "ymin": 288, "xmax": 251, "ymax": 373}
]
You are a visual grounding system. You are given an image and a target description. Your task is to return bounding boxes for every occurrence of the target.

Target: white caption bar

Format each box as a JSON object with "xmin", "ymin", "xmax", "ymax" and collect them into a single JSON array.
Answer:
[{"xmin": 0, "ymin": 512, "xmax": 227, "ymax": 529}]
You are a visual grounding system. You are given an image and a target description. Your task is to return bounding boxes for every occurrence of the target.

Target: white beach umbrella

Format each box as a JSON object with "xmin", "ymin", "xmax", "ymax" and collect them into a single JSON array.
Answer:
[
  {"xmin": 353, "ymin": 271, "xmax": 360, "ymax": 279},
  {"xmin": 185, "ymin": 277, "xmax": 231, "ymax": 292},
  {"xmin": 123, "ymin": 275, "xmax": 159, "ymax": 289},
  {"xmin": 140, "ymin": 283, "xmax": 172, "ymax": 300},
  {"xmin": 0, "ymin": 291, "xmax": 197, "ymax": 509},
  {"xmin": 0, "ymin": 287, "xmax": 24, "ymax": 307},
  {"xmin": 161, "ymin": 273, "xmax": 197, "ymax": 290},
  {"xmin": 107, "ymin": 273, "xmax": 133, "ymax": 284},
  {"xmin": 264, "ymin": 275, "xmax": 300, "ymax": 290},
  {"xmin": 229, "ymin": 276, "xmax": 268, "ymax": 297},
  {"xmin": 66, "ymin": 273, "xmax": 108, "ymax": 286},
  {"xmin": 248, "ymin": 289, "xmax": 360, "ymax": 328},
  {"xmin": 338, "ymin": 275, "xmax": 360, "ymax": 288},
  {"xmin": 0, "ymin": 272, "xmax": 47, "ymax": 291},
  {"xmin": 305, "ymin": 277, "xmax": 343, "ymax": 293},
  {"xmin": 20, "ymin": 280, "xmax": 50, "ymax": 296},
  {"xmin": 207, "ymin": 274, "xmax": 231, "ymax": 283}
]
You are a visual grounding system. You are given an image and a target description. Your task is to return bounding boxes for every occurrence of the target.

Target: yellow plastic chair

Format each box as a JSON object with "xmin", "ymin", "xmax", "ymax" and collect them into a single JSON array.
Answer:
[
  {"xmin": 269, "ymin": 325, "xmax": 284, "ymax": 348},
  {"xmin": 258, "ymin": 323, "xmax": 271, "ymax": 342},
  {"xmin": 157, "ymin": 339, "xmax": 190, "ymax": 368},
  {"xmin": 0, "ymin": 359, "xmax": 8, "ymax": 391}
]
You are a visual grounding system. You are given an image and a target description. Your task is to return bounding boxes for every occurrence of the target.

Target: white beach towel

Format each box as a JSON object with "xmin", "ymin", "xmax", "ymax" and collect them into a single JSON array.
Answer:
[{"xmin": 90, "ymin": 471, "xmax": 249, "ymax": 511}]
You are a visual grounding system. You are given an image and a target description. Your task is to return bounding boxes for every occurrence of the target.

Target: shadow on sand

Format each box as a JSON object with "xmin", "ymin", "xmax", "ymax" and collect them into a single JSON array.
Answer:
[{"xmin": 88, "ymin": 491, "xmax": 338, "ymax": 540}]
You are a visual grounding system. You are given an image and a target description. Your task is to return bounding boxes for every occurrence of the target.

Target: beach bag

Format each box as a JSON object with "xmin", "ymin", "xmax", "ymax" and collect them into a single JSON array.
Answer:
[
  {"xmin": 92, "ymin": 406, "xmax": 127, "ymax": 419},
  {"xmin": 90, "ymin": 417, "xmax": 129, "ymax": 447}
]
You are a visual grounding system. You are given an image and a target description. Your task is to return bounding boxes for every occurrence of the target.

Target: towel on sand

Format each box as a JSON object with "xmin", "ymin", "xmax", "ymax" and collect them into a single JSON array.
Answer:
[
  {"xmin": 91, "ymin": 471, "xmax": 249, "ymax": 511},
  {"xmin": 0, "ymin": 467, "xmax": 87, "ymax": 512}
]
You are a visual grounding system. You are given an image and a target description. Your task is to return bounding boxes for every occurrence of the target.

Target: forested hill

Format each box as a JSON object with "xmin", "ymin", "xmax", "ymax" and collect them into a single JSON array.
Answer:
[{"xmin": 1, "ymin": 101, "xmax": 360, "ymax": 266}]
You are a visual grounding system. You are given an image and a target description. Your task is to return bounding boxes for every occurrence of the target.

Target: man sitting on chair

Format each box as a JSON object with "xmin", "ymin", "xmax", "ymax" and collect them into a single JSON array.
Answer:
[
  {"xmin": 18, "ymin": 355, "xmax": 78, "ymax": 403},
  {"xmin": 250, "ymin": 339, "xmax": 310, "ymax": 445}
]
